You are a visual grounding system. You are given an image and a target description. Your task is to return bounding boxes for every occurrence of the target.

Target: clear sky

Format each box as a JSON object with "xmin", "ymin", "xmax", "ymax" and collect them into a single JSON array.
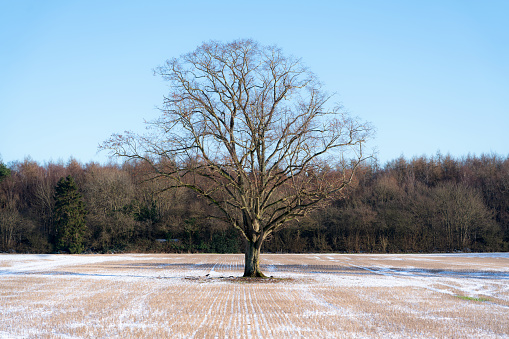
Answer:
[{"xmin": 1, "ymin": 0, "xmax": 508, "ymax": 166}]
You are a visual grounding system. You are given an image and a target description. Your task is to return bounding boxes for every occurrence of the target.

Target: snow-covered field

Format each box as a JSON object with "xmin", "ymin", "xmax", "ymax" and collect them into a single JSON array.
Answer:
[{"xmin": 1, "ymin": 253, "xmax": 508, "ymax": 338}]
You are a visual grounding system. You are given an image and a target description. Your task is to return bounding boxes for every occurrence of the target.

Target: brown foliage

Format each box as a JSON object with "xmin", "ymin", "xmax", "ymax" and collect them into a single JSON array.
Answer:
[{"xmin": 0, "ymin": 153, "xmax": 507, "ymax": 253}]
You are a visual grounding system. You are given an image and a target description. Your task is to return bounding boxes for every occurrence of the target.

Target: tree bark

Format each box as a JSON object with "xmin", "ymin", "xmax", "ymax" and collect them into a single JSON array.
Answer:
[{"xmin": 243, "ymin": 239, "xmax": 266, "ymax": 278}]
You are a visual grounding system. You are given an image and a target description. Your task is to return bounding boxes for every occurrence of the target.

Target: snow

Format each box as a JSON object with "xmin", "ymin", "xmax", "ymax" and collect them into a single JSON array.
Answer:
[
  {"xmin": 3, "ymin": 252, "xmax": 507, "ymax": 295},
  {"xmin": 1, "ymin": 253, "xmax": 508, "ymax": 338},
  {"xmin": 0, "ymin": 254, "xmax": 157, "ymax": 273}
]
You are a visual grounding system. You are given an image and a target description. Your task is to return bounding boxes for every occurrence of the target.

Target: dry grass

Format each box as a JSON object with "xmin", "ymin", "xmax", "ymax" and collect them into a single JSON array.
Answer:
[{"xmin": 1, "ymin": 253, "xmax": 508, "ymax": 338}]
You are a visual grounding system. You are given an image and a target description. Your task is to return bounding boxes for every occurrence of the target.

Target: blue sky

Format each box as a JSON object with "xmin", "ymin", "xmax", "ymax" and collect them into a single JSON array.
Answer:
[{"xmin": 1, "ymin": 0, "xmax": 508, "ymax": 166}]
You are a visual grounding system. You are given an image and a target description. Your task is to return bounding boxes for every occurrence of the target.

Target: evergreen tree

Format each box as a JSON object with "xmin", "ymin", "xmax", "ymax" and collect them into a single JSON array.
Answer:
[
  {"xmin": 0, "ymin": 162, "xmax": 10, "ymax": 182},
  {"xmin": 54, "ymin": 175, "xmax": 87, "ymax": 253}
]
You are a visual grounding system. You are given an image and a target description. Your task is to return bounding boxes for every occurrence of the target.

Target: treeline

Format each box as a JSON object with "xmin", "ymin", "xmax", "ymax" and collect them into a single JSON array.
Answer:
[
  {"xmin": 0, "ymin": 154, "xmax": 508, "ymax": 254},
  {"xmin": 270, "ymin": 154, "xmax": 508, "ymax": 253}
]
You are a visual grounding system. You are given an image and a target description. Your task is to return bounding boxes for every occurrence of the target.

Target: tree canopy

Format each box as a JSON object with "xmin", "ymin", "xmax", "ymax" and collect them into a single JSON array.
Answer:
[{"xmin": 104, "ymin": 39, "xmax": 373, "ymax": 276}]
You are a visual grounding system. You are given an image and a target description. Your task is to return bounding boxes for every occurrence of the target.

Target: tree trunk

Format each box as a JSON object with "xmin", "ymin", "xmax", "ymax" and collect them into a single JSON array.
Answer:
[{"xmin": 243, "ymin": 239, "xmax": 266, "ymax": 278}]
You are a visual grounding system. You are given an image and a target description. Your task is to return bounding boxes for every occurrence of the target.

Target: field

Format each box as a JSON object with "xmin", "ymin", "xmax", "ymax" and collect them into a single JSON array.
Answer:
[{"xmin": 1, "ymin": 253, "xmax": 508, "ymax": 338}]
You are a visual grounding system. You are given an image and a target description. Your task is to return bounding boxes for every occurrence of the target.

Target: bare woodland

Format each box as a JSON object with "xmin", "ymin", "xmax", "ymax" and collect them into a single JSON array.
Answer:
[{"xmin": 0, "ymin": 153, "xmax": 507, "ymax": 256}]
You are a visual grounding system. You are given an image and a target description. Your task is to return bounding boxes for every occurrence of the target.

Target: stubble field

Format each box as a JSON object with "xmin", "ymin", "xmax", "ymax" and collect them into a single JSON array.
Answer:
[{"xmin": 1, "ymin": 252, "xmax": 508, "ymax": 338}]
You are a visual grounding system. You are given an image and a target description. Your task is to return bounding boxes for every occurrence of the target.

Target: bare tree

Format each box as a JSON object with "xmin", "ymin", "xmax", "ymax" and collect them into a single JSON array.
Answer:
[{"xmin": 103, "ymin": 39, "xmax": 373, "ymax": 277}]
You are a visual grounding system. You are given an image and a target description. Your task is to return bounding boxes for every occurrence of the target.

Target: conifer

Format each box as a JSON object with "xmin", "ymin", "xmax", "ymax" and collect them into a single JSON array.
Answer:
[{"xmin": 54, "ymin": 176, "xmax": 87, "ymax": 253}]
